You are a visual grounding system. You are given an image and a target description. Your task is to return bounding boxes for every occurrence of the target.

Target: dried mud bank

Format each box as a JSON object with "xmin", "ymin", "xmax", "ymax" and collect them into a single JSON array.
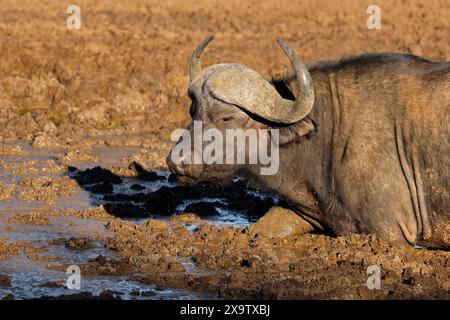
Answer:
[{"xmin": 0, "ymin": 0, "xmax": 448, "ymax": 143}]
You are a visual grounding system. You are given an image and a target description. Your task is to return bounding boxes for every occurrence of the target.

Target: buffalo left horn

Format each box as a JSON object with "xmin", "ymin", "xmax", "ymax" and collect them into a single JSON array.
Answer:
[{"xmin": 189, "ymin": 35, "xmax": 214, "ymax": 82}]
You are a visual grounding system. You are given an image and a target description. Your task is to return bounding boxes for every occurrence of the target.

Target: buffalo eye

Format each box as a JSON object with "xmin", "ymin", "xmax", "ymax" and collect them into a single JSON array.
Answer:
[{"xmin": 221, "ymin": 116, "xmax": 233, "ymax": 123}]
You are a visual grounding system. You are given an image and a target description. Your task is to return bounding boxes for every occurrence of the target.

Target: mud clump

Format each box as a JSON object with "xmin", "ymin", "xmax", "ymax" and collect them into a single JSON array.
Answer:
[
  {"xmin": 65, "ymin": 237, "xmax": 95, "ymax": 250},
  {"xmin": 31, "ymin": 133, "xmax": 62, "ymax": 149},
  {"xmin": 0, "ymin": 274, "xmax": 12, "ymax": 287},
  {"xmin": 0, "ymin": 183, "xmax": 15, "ymax": 200},
  {"xmin": 125, "ymin": 150, "xmax": 169, "ymax": 170},
  {"xmin": 0, "ymin": 240, "xmax": 20, "ymax": 258},
  {"xmin": 18, "ymin": 176, "xmax": 79, "ymax": 203},
  {"xmin": 58, "ymin": 206, "xmax": 114, "ymax": 219},
  {"xmin": 61, "ymin": 149, "xmax": 100, "ymax": 164},
  {"xmin": 248, "ymin": 206, "xmax": 314, "ymax": 239},
  {"xmin": 48, "ymin": 255, "xmax": 134, "ymax": 277},
  {"xmin": 12, "ymin": 206, "xmax": 115, "ymax": 222},
  {"xmin": 7, "ymin": 212, "xmax": 49, "ymax": 225}
]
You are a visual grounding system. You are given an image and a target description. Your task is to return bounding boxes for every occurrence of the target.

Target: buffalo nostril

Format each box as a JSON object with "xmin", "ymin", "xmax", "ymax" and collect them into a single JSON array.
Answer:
[{"xmin": 167, "ymin": 151, "xmax": 203, "ymax": 179}]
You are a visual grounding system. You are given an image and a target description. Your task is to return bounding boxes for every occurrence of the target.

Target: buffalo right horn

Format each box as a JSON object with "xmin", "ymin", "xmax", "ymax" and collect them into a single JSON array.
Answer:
[{"xmin": 272, "ymin": 38, "xmax": 315, "ymax": 123}]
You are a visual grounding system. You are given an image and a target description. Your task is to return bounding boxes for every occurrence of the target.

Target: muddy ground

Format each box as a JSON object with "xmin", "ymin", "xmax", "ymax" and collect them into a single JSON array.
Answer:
[{"xmin": 0, "ymin": 0, "xmax": 449, "ymax": 299}]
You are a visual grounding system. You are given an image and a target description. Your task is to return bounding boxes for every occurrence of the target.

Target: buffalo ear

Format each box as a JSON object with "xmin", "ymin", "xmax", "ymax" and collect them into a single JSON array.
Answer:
[{"xmin": 272, "ymin": 118, "xmax": 315, "ymax": 145}]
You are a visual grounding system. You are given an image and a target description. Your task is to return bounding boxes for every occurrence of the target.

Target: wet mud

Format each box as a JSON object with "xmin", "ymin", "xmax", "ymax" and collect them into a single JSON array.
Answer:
[{"xmin": 0, "ymin": 142, "xmax": 449, "ymax": 300}]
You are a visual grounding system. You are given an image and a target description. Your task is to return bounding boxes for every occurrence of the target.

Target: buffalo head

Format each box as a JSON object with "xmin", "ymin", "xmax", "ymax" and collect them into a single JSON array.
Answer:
[{"xmin": 167, "ymin": 35, "xmax": 315, "ymax": 184}]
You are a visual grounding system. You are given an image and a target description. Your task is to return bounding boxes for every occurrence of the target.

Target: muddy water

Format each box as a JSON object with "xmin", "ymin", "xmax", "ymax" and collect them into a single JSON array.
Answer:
[{"xmin": 0, "ymin": 142, "xmax": 273, "ymax": 299}]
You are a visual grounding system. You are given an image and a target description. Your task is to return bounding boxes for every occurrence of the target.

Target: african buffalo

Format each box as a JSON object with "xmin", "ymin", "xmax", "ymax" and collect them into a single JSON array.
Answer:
[{"xmin": 167, "ymin": 36, "xmax": 449, "ymax": 246}]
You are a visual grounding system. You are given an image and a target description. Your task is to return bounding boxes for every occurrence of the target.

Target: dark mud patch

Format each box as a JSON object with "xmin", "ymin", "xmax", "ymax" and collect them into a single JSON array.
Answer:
[{"xmin": 69, "ymin": 162, "xmax": 276, "ymax": 224}]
